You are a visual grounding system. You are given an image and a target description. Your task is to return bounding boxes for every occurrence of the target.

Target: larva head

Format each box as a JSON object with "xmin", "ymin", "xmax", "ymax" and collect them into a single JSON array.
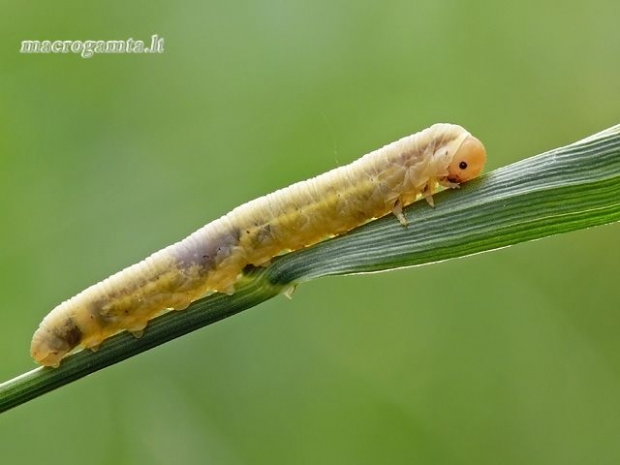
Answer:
[{"xmin": 446, "ymin": 135, "xmax": 487, "ymax": 184}]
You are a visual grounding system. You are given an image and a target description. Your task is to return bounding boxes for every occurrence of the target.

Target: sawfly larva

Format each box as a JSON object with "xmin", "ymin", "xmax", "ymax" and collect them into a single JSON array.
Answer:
[{"xmin": 31, "ymin": 123, "xmax": 487, "ymax": 367}]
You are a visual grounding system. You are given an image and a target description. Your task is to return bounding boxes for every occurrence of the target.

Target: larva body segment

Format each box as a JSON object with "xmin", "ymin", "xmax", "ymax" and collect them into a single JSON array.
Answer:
[{"xmin": 31, "ymin": 123, "xmax": 486, "ymax": 367}]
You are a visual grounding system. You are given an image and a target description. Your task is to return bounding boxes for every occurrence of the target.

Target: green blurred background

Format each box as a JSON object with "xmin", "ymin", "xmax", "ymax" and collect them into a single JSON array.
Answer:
[{"xmin": 1, "ymin": 1, "xmax": 619, "ymax": 463}]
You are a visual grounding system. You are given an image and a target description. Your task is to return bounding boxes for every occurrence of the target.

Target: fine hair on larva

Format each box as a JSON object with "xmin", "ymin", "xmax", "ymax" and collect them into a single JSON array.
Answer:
[{"xmin": 31, "ymin": 123, "xmax": 487, "ymax": 367}]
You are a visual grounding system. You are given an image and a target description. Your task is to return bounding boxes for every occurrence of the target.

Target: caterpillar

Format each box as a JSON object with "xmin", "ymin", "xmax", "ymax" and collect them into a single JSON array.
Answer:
[{"xmin": 31, "ymin": 123, "xmax": 487, "ymax": 367}]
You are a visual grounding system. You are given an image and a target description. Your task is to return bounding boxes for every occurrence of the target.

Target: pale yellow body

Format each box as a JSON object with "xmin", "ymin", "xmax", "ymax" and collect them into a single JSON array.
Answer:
[{"xmin": 31, "ymin": 123, "xmax": 487, "ymax": 367}]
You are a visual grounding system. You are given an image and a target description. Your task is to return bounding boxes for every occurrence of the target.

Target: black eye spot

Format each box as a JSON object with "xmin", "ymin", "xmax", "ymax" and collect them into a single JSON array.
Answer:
[{"xmin": 459, "ymin": 161, "xmax": 468, "ymax": 170}]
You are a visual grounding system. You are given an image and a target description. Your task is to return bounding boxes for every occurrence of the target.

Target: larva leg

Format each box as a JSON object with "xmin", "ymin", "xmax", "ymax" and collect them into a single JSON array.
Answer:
[
  {"xmin": 392, "ymin": 199, "xmax": 408, "ymax": 227},
  {"xmin": 84, "ymin": 334, "xmax": 106, "ymax": 352},
  {"xmin": 422, "ymin": 183, "xmax": 436, "ymax": 208},
  {"xmin": 439, "ymin": 179, "xmax": 460, "ymax": 189},
  {"xmin": 128, "ymin": 320, "xmax": 148, "ymax": 338}
]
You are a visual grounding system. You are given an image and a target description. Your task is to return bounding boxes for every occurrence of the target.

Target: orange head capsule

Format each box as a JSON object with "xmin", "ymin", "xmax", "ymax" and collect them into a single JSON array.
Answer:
[{"xmin": 447, "ymin": 135, "xmax": 487, "ymax": 183}]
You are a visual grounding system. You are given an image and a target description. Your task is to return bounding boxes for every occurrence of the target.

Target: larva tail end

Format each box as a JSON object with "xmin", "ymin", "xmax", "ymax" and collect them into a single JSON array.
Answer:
[
  {"xmin": 447, "ymin": 135, "xmax": 487, "ymax": 184},
  {"xmin": 30, "ymin": 330, "xmax": 71, "ymax": 368},
  {"xmin": 31, "ymin": 316, "xmax": 83, "ymax": 367}
]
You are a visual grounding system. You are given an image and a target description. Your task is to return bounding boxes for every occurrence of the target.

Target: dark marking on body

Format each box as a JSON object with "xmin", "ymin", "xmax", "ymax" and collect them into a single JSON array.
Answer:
[
  {"xmin": 87, "ymin": 299, "xmax": 118, "ymax": 326},
  {"xmin": 53, "ymin": 317, "xmax": 83, "ymax": 348},
  {"xmin": 171, "ymin": 225, "xmax": 242, "ymax": 272}
]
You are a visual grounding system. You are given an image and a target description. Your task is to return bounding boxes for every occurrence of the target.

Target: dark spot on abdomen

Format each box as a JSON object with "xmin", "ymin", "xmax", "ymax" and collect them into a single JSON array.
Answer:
[{"xmin": 53, "ymin": 317, "xmax": 83, "ymax": 349}]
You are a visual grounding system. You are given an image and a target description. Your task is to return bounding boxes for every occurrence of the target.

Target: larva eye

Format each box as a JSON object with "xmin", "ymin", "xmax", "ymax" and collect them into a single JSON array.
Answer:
[{"xmin": 447, "ymin": 135, "xmax": 487, "ymax": 183}]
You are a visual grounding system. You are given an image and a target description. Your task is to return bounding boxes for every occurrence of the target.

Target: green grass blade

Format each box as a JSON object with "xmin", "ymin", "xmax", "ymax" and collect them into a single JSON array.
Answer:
[{"xmin": 1, "ymin": 124, "xmax": 619, "ymax": 413}]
